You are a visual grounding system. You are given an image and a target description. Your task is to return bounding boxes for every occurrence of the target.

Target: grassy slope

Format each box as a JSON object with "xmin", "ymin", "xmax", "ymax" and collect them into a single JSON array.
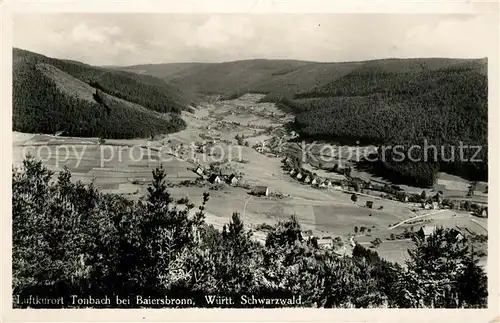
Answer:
[{"xmin": 12, "ymin": 48, "xmax": 190, "ymax": 139}]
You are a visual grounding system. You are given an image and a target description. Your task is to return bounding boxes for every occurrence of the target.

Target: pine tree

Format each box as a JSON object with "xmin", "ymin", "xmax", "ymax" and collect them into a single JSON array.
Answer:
[
  {"xmin": 147, "ymin": 164, "xmax": 172, "ymax": 209},
  {"xmin": 456, "ymin": 247, "xmax": 488, "ymax": 308}
]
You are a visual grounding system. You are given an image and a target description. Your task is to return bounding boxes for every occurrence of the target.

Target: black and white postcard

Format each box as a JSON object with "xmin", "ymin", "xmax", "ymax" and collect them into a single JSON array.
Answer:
[{"xmin": 2, "ymin": 1, "xmax": 499, "ymax": 322}]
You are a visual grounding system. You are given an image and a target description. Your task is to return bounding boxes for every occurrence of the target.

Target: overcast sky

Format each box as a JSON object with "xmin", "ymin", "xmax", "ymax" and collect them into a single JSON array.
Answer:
[{"xmin": 13, "ymin": 13, "xmax": 497, "ymax": 66}]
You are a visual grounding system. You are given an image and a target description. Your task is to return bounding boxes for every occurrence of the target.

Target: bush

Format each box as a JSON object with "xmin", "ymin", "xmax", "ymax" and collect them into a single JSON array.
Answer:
[{"xmin": 12, "ymin": 156, "xmax": 488, "ymax": 309}]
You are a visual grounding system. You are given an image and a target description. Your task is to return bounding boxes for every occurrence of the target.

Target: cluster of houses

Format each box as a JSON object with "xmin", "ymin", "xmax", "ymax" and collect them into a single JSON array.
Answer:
[
  {"xmin": 283, "ymin": 156, "xmax": 367, "ymax": 192},
  {"xmin": 418, "ymin": 225, "xmax": 465, "ymax": 242},
  {"xmin": 194, "ymin": 165, "xmax": 239, "ymax": 186},
  {"xmin": 282, "ymin": 156, "xmax": 489, "ymax": 216},
  {"xmin": 193, "ymin": 165, "xmax": 270, "ymax": 196},
  {"xmin": 288, "ymin": 168, "xmax": 346, "ymax": 190}
]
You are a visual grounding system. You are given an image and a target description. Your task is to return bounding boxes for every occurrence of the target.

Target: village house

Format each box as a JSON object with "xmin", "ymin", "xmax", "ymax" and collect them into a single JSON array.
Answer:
[
  {"xmin": 227, "ymin": 174, "xmax": 238, "ymax": 186},
  {"xmin": 253, "ymin": 186, "xmax": 269, "ymax": 197},
  {"xmin": 303, "ymin": 175, "xmax": 311, "ymax": 184},
  {"xmin": 418, "ymin": 225, "xmax": 437, "ymax": 240},
  {"xmin": 289, "ymin": 169, "xmax": 296, "ymax": 176},
  {"xmin": 481, "ymin": 207, "xmax": 488, "ymax": 217},
  {"xmin": 448, "ymin": 228, "xmax": 466, "ymax": 242},
  {"xmin": 454, "ymin": 231, "xmax": 465, "ymax": 242},
  {"xmin": 318, "ymin": 177, "xmax": 326, "ymax": 188},
  {"xmin": 296, "ymin": 173, "xmax": 303, "ymax": 180},
  {"xmin": 326, "ymin": 180, "xmax": 333, "ymax": 188},
  {"xmin": 311, "ymin": 177, "xmax": 318, "ymax": 186},
  {"xmin": 194, "ymin": 165, "xmax": 205, "ymax": 176},
  {"xmin": 208, "ymin": 174, "xmax": 222, "ymax": 184}
]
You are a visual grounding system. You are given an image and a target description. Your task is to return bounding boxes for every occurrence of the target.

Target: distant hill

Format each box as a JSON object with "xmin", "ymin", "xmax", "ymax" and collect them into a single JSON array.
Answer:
[
  {"xmin": 121, "ymin": 59, "xmax": 323, "ymax": 96},
  {"xmin": 13, "ymin": 48, "xmax": 199, "ymax": 139},
  {"xmin": 121, "ymin": 57, "xmax": 486, "ymax": 98}
]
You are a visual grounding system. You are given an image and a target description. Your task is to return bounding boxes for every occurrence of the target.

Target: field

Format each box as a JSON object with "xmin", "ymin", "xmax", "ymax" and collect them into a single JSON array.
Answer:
[{"xmin": 13, "ymin": 94, "xmax": 488, "ymax": 265}]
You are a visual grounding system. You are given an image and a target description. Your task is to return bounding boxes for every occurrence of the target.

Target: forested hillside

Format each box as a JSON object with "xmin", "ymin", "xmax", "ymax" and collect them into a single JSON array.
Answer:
[
  {"xmin": 122, "ymin": 59, "xmax": 356, "ymax": 96},
  {"xmin": 12, "ymin": 157, "xmax": 488, "ymax": 308},
  {"xmin": 286, "ymin": 60, "xmax": 488, "ymax": 185},
  {"xmin": 122, "ymin": 58, "xmax": 479, "ymax": 97},
  {"xmin": 12, "ymin": 48, "xmax": 195, "ymax": 139}
]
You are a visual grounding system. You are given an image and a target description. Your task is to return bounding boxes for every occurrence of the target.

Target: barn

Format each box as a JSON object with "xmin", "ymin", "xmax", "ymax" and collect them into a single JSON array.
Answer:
[
  {"xmin": 227, "ymin": 174, "xmax": 238, "ymax": 186},
  {"xmin": 208, "ymin": 174, "xmax": 222, "ymax": 184}
]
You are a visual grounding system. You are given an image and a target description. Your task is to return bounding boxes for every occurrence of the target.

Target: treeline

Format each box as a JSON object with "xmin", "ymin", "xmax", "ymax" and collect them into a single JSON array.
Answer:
[
  {"xmin": 12, "ymin": 156, "xmax": 487, "ymax": 308},
  {"xmin": 13, "ymin": 61, "xmax": 185, "ymax": 138},
  {"xmin": 277, "ymin": 63, "xmax": 487, "ymax": 186}
]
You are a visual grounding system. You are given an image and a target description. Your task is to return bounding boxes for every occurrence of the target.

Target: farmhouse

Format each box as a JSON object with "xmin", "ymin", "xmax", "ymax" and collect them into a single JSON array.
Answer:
[
  {"xmin": 304, "ymin": 176, "xmax": 311, "ymax": 184},
  {"xmin": 418, "ymin": 225, "xmax": 437, "ymax": 239},
  {"xmin": 446, "ymin": 228, "xmax": 466, "ymax": 242},
  {"xmin": 194, "ymin": 165, "xmax": 205, "ymax": 176},
  {"xmin": 208, "ymin": 174, "xmax": 222, "ymax": 184},
  {"xmin": 227, "ymin": 174, "xmax": 238, "ymax": 186},
  {"xmin": 319, "ymin": 181, "xmax": 327, "ymax": 188},
  {"xmin": 253, "ymin": 186, "xmax": 269, "ymax": 196}
]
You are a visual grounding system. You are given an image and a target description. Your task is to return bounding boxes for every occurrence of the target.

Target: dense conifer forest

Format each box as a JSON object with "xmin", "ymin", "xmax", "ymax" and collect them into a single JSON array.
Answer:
[
  {"xmin": 279, "ymin": 62, "xmax": 488, "ymax": 186},
  {"xmin": 12, "ymin": 157, "xmax": 488, "ymax": 308},
  {"xmin": 12, "ymin": 48, "xmax": 193, "ymax": 139}
]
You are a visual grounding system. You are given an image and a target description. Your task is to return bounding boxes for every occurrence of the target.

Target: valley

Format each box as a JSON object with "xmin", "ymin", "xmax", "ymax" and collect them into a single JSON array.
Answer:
[{"xmin": 13, "ymin": 93, "xmax": 488, "ymax": 267}]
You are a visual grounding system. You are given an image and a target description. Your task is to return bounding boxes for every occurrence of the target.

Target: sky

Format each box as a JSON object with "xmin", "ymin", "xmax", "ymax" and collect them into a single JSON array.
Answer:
[{"xmin": 13, "ymin": 13, "xmax": 498, "ymax": 66}]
